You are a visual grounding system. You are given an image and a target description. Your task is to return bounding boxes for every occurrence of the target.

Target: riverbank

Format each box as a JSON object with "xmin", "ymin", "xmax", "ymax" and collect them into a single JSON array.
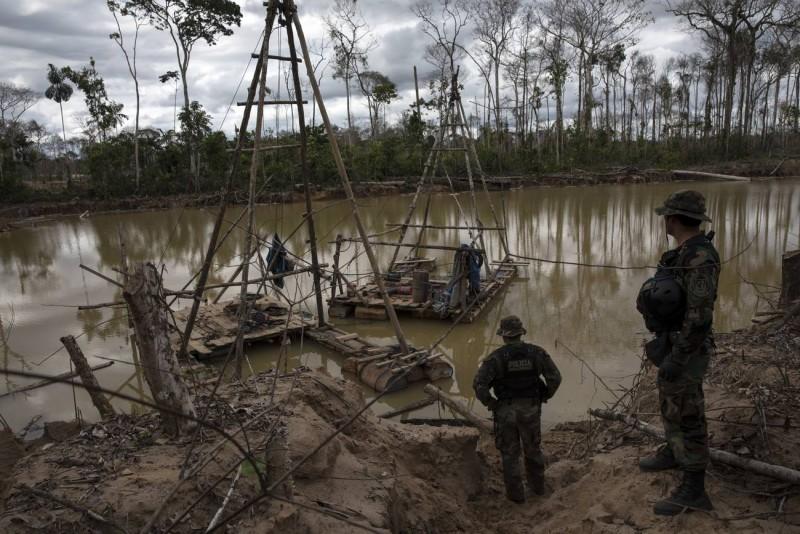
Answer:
[
  {"xmin": 3, "ymin": 158, "xmax": 795, "ymax": 233},
  {"xmin": 1, "ymin": 302, "xmax": 797, "ymax": 532}
]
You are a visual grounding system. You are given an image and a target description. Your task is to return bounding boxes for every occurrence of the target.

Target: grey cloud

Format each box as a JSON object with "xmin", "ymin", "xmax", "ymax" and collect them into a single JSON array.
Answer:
[{"xmin": 1, "ymin": 0, "xmax": 700, "ymax": 139}]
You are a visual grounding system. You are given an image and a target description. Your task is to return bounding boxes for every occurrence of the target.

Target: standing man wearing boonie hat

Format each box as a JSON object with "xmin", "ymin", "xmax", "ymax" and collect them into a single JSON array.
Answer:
[
  {"xmin": 473, "ymin": 315, "xmax": 562, "ymax": 503},
  {"xmin": 637, "ymin": 189, "xmax": 720, "ymax": 516}
]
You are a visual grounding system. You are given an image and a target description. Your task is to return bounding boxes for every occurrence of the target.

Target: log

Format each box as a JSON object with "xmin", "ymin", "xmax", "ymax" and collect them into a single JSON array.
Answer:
[
  {"xmin": 60, "ymin": 336, "xmax": 115, "ymax": 420},
  {"xmin": 590, "ymin": 409, "xmax": 800, "ymax": 485},
  {"xmin": 781, "ymin": 250, "xmax": 800, "ymax": 307},
  {"xmin": 423, "ymin": 384, "xmax": 492, "ymax": 433},
  {"xmin": 672, "ymin": 170, "xmax": 751, "ymax": 182},
  {"xmin": 0, "ymin": 362, "xmax": 114, "ymax": 399},
  {"xmin": 380, "ymin": 395, "xmax": 436, "ymax": 418},
  {"xmin": 124, "ymin": 262, "xmax": 197, "ymax": 436}
]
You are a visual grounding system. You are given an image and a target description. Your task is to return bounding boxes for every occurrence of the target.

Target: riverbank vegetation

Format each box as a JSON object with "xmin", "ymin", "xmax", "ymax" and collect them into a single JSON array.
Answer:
[{"xmin": 1, "ymin": 0, "xmax": 799, "ymax": 203}]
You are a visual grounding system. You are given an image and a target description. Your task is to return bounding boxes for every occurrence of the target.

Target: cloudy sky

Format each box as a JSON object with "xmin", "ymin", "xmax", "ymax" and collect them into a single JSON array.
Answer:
[{"xmin": 0, "ymin": 0, "xmax": 698, "ymax": 139}]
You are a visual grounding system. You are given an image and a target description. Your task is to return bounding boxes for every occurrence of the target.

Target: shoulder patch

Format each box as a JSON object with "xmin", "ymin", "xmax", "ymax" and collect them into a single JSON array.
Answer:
[{"xmin": 689, "ymin": 275, "xmax": 711, "ymax": 298}]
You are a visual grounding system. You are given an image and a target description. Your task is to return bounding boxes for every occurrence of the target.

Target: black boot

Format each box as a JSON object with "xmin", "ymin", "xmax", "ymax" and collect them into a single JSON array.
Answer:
[
  {"xmin": 639, "ymin": 445, "xmax": 679, "ymax": 472},
  {"xmin": 525, "ymin": 459, "xmax": 545, "ymax": 496},
  {"xmin": 653, "ymin": 470, "xmax": 713, "ymax": 516}
]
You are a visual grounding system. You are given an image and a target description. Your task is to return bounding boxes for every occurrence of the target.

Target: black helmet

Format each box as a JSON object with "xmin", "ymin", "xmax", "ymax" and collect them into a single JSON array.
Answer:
[{"xmin": 636, "ymin": 273, "xmax": 685, "ymax": 333}]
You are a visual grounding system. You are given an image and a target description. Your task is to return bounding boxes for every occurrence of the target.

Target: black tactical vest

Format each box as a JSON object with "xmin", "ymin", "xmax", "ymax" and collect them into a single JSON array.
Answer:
[{"xmin": 491, "ymin": 342, "xmax": 543, "ymax": 400}]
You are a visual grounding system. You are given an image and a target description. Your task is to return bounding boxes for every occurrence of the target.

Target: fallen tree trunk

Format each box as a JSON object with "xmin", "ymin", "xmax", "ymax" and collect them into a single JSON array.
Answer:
[
  {"xmin": 0, "ymin": 362, "xmax": 114, "ymax": 399},
  {"xmin": 424, "ymin": 384, "xmax": 492, "ymax": 433},
  {"xmin": 672, "ymin": 170, "xmax": 751, "ymax": 182},
  {"xmin": 60, "ymin": 336, "xmax": 115, "ymax": 420},
  {"xmin": 590, "ymin": 409, "xmax": 800, "ymax": 485}
]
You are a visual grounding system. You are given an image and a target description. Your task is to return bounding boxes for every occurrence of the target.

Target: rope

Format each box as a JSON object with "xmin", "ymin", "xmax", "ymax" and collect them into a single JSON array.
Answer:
[{"xmin": 509, "ymin": 236, "xmax": 754, "ymax": 271}]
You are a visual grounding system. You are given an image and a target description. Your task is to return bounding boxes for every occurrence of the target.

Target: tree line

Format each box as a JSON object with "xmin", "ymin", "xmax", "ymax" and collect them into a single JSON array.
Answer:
[{"xmin": 1, "ymin": 0, "xmax": 799, "ymax": 202}]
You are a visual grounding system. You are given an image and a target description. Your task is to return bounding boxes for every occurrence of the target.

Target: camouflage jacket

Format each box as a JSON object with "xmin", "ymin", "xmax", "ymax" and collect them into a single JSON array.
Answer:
[
  {"xmin": 473, "ymin": 341, "xmax": 562, "ymax": 408},
  {"xmin": 661, "ymin": 233, "xmax": 720, "ymax": 365}
]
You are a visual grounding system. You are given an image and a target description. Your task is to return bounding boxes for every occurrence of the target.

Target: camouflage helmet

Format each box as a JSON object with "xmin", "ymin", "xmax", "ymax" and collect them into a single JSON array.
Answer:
[
  {"xmin": 655, "ymin": 190, "xmax": 711, "ymax": 222},
  {"xmin": 496, "ymin": 315, "xmax": 526, "ymax": 337}
]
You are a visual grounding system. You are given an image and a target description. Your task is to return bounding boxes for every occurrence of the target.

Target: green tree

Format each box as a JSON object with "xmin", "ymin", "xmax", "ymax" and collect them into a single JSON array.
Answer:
[
  {"xmin": 133, "ymin": 0, "xmax": 242, "ymax": 188},
  {"xmin": 44, "ymin": 65, "xmax": 73, "ymax": 156},
  {"xmin": 356, "ymin": 71, "xmax": 398, "ymax": 137},
  {"xmin": 63, "ymin": 58, "xmax": 127, "ymax": 142}
]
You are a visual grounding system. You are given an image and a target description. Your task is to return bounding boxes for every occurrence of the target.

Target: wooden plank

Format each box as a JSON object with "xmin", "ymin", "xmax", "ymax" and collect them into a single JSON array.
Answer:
[{"xmin": 335, "ymin": 333, "xmax": 360, "ymax": 342}]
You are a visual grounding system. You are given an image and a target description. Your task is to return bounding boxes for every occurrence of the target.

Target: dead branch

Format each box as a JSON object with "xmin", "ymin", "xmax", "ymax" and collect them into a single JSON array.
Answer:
[
  {"xmin": 17, "ymin": 485, "xmax": 128, "ymax": 533},
  {"xmin": 590, "ymin": 409, "xmax": 800, "ymax": 485}
]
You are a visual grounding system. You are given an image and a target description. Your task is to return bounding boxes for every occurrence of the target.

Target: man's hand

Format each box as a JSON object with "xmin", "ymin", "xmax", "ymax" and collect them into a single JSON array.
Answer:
[{"xmin": 658, "ymin": 358, "xmax": 684, "ymax": 382}]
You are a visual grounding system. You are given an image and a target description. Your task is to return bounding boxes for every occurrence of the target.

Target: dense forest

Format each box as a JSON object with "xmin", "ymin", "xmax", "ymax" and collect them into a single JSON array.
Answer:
[{"xmin": 1, "ymin": 0, "xmax": 799, "ymax": 202}]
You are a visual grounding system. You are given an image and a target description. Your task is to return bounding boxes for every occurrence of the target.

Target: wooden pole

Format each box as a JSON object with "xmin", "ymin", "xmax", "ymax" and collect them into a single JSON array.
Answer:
[
  {"xmin": 338, "ymin": 240, "xmax": 483, "ymax": 253},
  {"xmin": 285, "ymin": 14, "xmax": 326, "ymax": 327},
  {"xmin": 331, "ymin": 234, "xmax": 344, "ymax": 300},
  {"xmin": 672, "ymin": 170, "xmax": 751, "ymax": 182},
  {"xmin": 234, "ymin": 12, "xmax": 272, "ymax": 379},
  {"xmin": 124, "ymin": 263, "xmax": 197, "ymax": 436},
  {"xmin": 389, "ymin": 113, "xmax": 448, "ymax": 268},
  {"xmin": 177, "ymin": 3, "xmax": 277, "ymax": 360},
  {"xmin": 59, "ymin": 336, "xmax": 115, "ymax": 419},
  {"xmin": 423, "ymin": 384, "xmax": 492, "ymax": 433},
  {"xmin": 0, "ymin": 361, "xmax": 113, "ymax": 399},
  {"xmin": 457, "ymin": 98, "xmax": 511, "ymax": 258},
  {"xmin": 590, "ymin": 409, "xmax": 800, "ymax": 485},
  {"xmin": 388, "ymin": 223, "xmax": 506, "ymax": 231},
  {"xmin": 289, "ymin": 2, "xmax": 410, "ymax": 354}
]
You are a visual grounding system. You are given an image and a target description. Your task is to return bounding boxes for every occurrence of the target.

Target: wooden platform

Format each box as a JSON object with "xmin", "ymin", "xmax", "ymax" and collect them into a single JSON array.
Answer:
[
  {"xmin": 305, "ymin": 324, "xmax": 453, "ymax": 392},
  {"xmin": 170, "ymin": 296, "xmax": 314, "ymax": 359},
  {"xmin": 329, "ymin": 260, "xmax": 517, "ymax": 323}
]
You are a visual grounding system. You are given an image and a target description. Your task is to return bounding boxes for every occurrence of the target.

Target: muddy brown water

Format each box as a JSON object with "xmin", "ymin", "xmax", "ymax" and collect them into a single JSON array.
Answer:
[{"xmin": 1, "ymin": 180, "xmax": 798, "ymax": 434}]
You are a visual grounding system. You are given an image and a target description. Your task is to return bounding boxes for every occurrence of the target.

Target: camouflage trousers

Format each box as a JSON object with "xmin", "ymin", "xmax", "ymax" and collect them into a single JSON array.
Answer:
[
  {"xmin": 658, "ymin": 368, "xmax": 709, "ymax": 472},
  {"xmin": 493, "ymin": 398, "xmax": 545, "ymax": 499}
]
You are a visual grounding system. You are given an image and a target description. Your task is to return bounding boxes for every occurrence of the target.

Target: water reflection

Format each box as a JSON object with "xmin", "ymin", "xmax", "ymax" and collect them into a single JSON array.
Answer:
[{"xmin": 0, "ymin": 180, "xmax": 798, "ymax": 430}]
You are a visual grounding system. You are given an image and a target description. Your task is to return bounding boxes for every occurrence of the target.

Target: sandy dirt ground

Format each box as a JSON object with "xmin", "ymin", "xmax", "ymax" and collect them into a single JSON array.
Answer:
[{"xmin": 1, "ymin": 321, "xmax": 799, "ymax": 534}]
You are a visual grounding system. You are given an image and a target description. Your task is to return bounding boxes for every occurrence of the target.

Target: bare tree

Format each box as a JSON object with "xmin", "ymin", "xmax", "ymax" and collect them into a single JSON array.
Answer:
[
  {"xmin": 667, "ymin": 0, "xmax": 799, "ymax": 152},
  {"xmin": 465, "ymin": 0, "xmax": 521, "ymax": 136},
  {"xmin": 326, "ymin": 0, "xmax": 375, "ymax": 140},
  {"xmin": 108, "ymin": 0, "xmax": 146, "ymax": 190}
]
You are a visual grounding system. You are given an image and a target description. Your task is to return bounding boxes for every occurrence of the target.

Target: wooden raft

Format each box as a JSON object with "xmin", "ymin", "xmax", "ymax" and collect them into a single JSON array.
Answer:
[
  {"xmin": 329, "ymin": 260, "xmax": 517, "ymax": 323},
  {"xmin": 304, "ymin": 324, "xmax": 453, "ymax": 392},
  {"xmin": 170, "ymin": 296, "xmax": 313, "ymax": 359}
]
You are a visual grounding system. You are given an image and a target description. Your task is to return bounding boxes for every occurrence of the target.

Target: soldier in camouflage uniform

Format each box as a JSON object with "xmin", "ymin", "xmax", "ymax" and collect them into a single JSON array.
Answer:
[
  {"xmin": 638, "ymin": 190, "xmax": 720, "ymax": 516},
  {"xmin": 473, "ymin": 316, "xmax": 562, "ymax": 503}
]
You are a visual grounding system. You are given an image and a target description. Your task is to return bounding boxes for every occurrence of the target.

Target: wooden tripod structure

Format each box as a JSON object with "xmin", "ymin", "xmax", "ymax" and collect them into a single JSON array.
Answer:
[
  {"xmin": 388, "ymin": 68, "xmax": 512, "ymax": 275},
  {"xmin": 177, "ymin": 0, "xmax": 412, "ymax": 365}
]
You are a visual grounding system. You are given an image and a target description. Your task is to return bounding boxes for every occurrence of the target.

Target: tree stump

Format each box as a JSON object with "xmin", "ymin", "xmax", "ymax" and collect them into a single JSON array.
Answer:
[
  {"xmin": 59, "ymin": 335, "xmax": 115, "ymax": 420},
  {"xmin": 123, "ymin": 262, "xmax": 197, "ymax": 436}
]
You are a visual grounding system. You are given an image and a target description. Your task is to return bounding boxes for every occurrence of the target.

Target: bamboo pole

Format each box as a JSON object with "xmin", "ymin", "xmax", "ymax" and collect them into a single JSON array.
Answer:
[
  {"xmin": 285, "ymin": 17, "xmax": 325, "ymax": 327},
  {"xmin": 590, "ymin": 409, "xmax": 800, "ymax": 485},
  {"xmin": 423, "ymin": 384, "xmax": 492, "ymax": 433},
  {"xmin": 177, "ymin": 4, "xmax": 277, "ymax": 360},
  {"xmin": 289, "ymin": 2, "xmax": 409, "ymax": 354}
]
